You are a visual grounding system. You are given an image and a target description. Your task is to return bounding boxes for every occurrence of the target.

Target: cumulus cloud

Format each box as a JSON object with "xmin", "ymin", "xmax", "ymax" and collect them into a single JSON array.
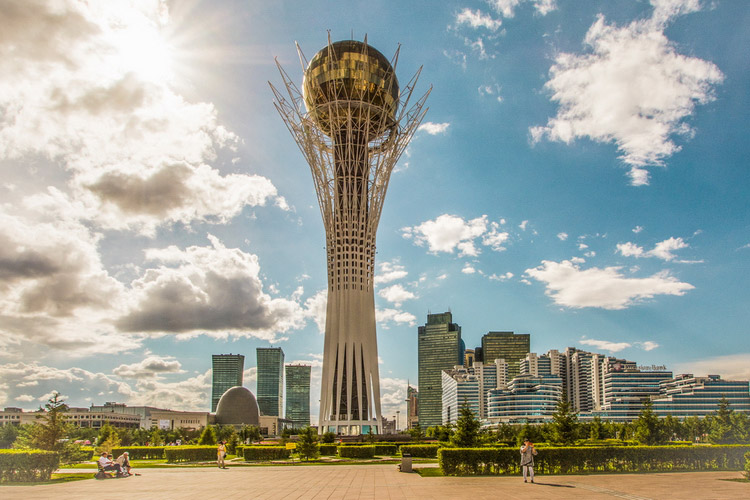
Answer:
[
  {"xmin": 580, "ymin": 338, "xmax": 631, "ymax": 353},
  {"xmin": 113, "ymin": 355, "xmax": 183, "ymax": 379},
  {"xmin": 0, "ymin": 205, "xmax": 139, "ymax": 356},
  {"xmin": 455, "ymin": 8, "xmax": 502, "ymax": 31},
  {"xmin": 524, "ymin": 258, "xmax": 694, "ymax": 309},
  {"xmin": 462, "ymin": 263, "xmax": 477, "ymax": 274},
  {"xmin": 557, "ymin": 232, "xmax": 569, "ymax": 241},
  {"xmin": 304, "ymin": 289, "xmax": 328, "ymax": 334},
  {"xmin": 378, "ymin": 284, "xmax": 416, "ymax": 307},
  {"xmin": 0, "ymin": 362, "xmax": 134, "ymax": 409},
  {"xmin": 0, "ymin": 0, "xmax": 285, "ymax": 234},
  {"xmin": 617, "ymin": 237, "xmax": 690, "ymax": 261},
  {"xmin": 633, "ymin": 226, "xmax": 644, "ymax": 234},
  {"xmin": 488, "ymin": 0, "xmax": 557, "ymax": 18},
  {"xmin": 116, "ymin": 235, "xmax": 305, "ymax": 340},
  {"xmin": 530, "ymin": 1, "xmax": 723, "ymax": 185},
  {"xmin": 380, "ymin": 376, "xmax": 409, "ymax": 419},
  {"xmin": 377, "ymin": 309, "xmax": 417, "ymax": 328},
  {"xmin": 129, "ymin": 370, "xmax": 211, "ymax": 411},
  {"xmin": 374, "ymin": 261, "xmax": 408, "ymax": 285},
  {"xmin": 636, "ymin": 341, "xmax": 660, "ymax": 351},
  {"xmin": 418, "ymin": 122, "xmax": 451, "ymax": 135},
  {"xmin": 403, "ymin": 214, "xmax": 511, "ymax": 257},
  {"xmin": 489, "ymin": 272, "xmax": 514, "ymax": 281}
]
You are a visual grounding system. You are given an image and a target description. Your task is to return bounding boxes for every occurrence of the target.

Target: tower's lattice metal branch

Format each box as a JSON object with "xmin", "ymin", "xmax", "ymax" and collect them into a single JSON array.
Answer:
[{"xmin": 270, "ymin": 37, "xmax": 430, "ymax": 435}]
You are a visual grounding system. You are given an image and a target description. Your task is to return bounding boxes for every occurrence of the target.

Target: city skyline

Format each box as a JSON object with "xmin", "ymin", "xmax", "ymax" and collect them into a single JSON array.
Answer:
[{"xmin": 1, "ymin": 1, "xmax": 749, "ymax": 426}]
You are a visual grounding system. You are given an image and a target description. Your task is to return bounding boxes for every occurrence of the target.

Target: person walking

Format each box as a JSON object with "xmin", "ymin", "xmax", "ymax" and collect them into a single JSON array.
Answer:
[
  {"xmin": 217, "ymin": 441, "xmax": 227, "ymax": 469},
  {"xmin": 520, "ymin": 438, "xmax": 537, "ymax": 483}
]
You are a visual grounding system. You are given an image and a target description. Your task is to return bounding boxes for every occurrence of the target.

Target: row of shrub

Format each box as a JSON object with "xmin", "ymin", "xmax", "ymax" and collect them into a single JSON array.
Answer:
[
  {"xmin": 108, "ymin": 446, "xmax": 167, "ymax": 460},
  {"xmin": 164, "ymin": 446, "xmax": 218, "ymax": 463},
  {"xmin": 439, "ymin": 445, "xmax": 750, "ymax": 476},
  {"xmin": 400, "ymin": 445, "xmax": 440, "ymax": 458},
  {"xmin": 320, "ymin": 444, "xmax": 338, "ymax": 456},
  {"xmin": 0, "ymin": 450, "xmax": 60, "ymax": 483},
  {"xmin": 243, "ymin": 447, "xmax": 291, "ymax": 461}
]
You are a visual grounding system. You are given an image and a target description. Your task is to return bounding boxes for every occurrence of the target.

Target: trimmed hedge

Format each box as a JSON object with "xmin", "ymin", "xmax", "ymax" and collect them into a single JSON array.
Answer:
[
  {"xmin": 373, "ymin": 444, "xmax": 397, "ymax": 456},
  {"xmin": 400, "ymin": 445, "xmax": 440, "ymax": 458},
  {"xmin": 439, "ymin": 445, "xmax": 750, "ymax": 476},
  {"xmin": 745, "ymin": 451, "xmax": 750, "ymax": 480},
  {"xmin": 110, "ymin": 446, "xmax": 166, "ymax": 460},
  {"xmin": 243, "ymin": 447, "xmax": 290, "ymax": 461},
  {"xmin": 338, "ymin": 446, "xmax": 375, "ymax": 459},
  {"xmin": 0, "ymin": 450, "xmax": 60, "ymax": 483},
  {"xmin": 319, "ymin": 444, "xmax": 338, "ymax": 456},
  {"xmin": 164, "ymin": 446, "xmax": 218, "ymax": 463}
]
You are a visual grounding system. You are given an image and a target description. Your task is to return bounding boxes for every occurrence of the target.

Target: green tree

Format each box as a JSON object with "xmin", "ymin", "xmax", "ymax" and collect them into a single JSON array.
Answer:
[
  {"xmin": 516, "ymin": 423, "xmax": 544, "ymax": 447},
  {"xmin": 708, "ymin": 396, "xmax": 747, "ymax": 444},
  {"xmin": 589, "ymin": 416, "xmax": 603, "ymax": 441},
  {"xmin": 31, "ymin": 392, "xmax": 72, "ymax": 451},
  {"xmin": 239, "ymin": 425, "xmax": 262, "ymax": 444},
  {"xmin": 296, "ymin": 426, "xmax": 320, "ymax": 461},
  {"xmin": 426, "ymin": 425, "xmax": 453, "ymax": 442},
  {"xmin": 634, "ymin": 398, "xmax": 663, "ymax": 445},
  {"xmin": 407, "ymin": 424, "xmax": 424, "ymax": 443},
  {"xmin": 450, "ymin": 405, "xmax": 480, "ymax": 448},
  {"xmin": 551, "ymin": 398, "xmax": 578, "ymax": 444},
  {"xmin": 198, "ymin": 425, "xmax": 217, "ymax": 445},
  {"xmin": 321, "ymin": 431, "xmax": 336, "ymax": 443},
  {"xmin": 365, "ymin": 426, "xmax": 376, "ymax": 443},
  {"xmin": 96, "ymin": 422, "xmax": 121, "ymax": 453},
  {"xmin": 0, "ymin": 423, "xmax": 20, "ymax": 448},
  {"xmin": 662, "ymin": 415, "xmax": 681, "ymax": 441}
]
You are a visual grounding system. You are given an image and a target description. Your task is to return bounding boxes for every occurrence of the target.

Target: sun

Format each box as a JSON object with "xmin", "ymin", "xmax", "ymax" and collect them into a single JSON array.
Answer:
[{"xmin": 105, "ymin": 5, "xmax": 177, "ymax": 86}]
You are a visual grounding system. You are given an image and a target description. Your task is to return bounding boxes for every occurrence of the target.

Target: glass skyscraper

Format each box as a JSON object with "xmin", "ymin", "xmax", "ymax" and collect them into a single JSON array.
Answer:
[
  {"xmin": 211, "ymin": 354, "xmax": 244, "ymax": 412},
  {"xmin": 481, "ymin": 331, "xmax": 530, "ymax": 380},
  {"xmin": 257, "ymin": 347, "xmax": 284, "ymax": 417},
  {"xmin": 418, "ymin": 312, "xmax": 463, "ymax": 428},
  {"xmin": 285, "ymin": 364, "xmax": 311, "ymax": 428}
]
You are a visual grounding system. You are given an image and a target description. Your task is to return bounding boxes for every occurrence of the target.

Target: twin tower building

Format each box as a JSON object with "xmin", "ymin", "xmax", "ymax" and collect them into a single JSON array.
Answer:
[{"xmin": 211, "ymin": 351, "xmax": 311, "ymax": 430}]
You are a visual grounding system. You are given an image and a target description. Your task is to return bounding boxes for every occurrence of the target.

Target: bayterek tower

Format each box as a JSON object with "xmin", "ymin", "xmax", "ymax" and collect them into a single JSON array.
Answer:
[{"xmin": 271, "ymin": 36, "xmax": 430, "ymax": 435}]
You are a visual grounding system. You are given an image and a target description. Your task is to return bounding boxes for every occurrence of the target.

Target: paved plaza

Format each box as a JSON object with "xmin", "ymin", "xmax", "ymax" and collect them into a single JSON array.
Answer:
[{"xmin": 2, "ymin": 465, "xmax": 748, "ymax": 499}]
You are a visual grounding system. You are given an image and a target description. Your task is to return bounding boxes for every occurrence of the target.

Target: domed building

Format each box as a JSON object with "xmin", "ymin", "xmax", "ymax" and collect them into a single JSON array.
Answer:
[{"xmin": 214, "ymin": 386, "xmax": 260, "ymax": 427}]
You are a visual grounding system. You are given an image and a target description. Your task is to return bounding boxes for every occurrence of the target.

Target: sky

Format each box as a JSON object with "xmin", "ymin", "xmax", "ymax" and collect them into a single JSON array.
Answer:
[{"xmin": 1, "ymin": 0, "xmax": 749, "ymax": 426}]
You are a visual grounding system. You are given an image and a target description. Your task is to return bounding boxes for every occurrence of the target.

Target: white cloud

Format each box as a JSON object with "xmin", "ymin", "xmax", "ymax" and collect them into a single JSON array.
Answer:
[
  {"xmin": 455, "ymin": 8, "xmax": 502, "ymax": 31},
  {"xmin": 129, "ymin": 370, "xmax": 211, "ymax": 411},
  {"xmin": 380, "ymin": 376, "xmax": 409, "ymax": 420},
  {"xmin": 524, "ymin": 258, "xmax": 694, "ymax": 309},
  {"xmin": 580, "ymin": 338, "xmax": 631, "ymax": 353},
  {"xmin": 377, "ymin": 309, "xmax": 417, "ymax": 327},
  {"xmin": 0, "ymin": 205, "xmax": 139, "ymax": 356},
  {"xmin": 617, "ymin": 236, "xmax": 689, "ymax": 261},
  {"xmin": 418, "ymin": 122, "xmax": 451, "ymax": 135},
  {"xmin": 557, "ymin": 232, "xmax": 569, "ymax": 241},
  {"xmin": 489, "ymin": 272, "xmax": 514, "ymax": 281},
  {"xmin": 403, "ymin": 214, "xmax": 488, "ymax": 257},
  {"xmin": 0, "ymin": 0, "xmax": 285, "ymax": 235},
  {"xmin": 633, "ymin": 226, "xmax": 644, "ymax": 234},
  {"xmin": 636, "ymin": 341, "xmax": 660, "ymax": 351},
  {"xmin": 375, "ymin": 261, "xmax": 408, "ymax": 285},
  {"xmin": 519, "ymin": 220, "xmax": 529, "ymax": 231},
  {"xmin": 478, "ymin": 83, "xmax": 503, "ymax": 103},
  {"xmin": 304, "ymin": 289, "xmax": 328, "ymax": 334},
  {"xmin": 488, "ymin": 0, "xmax": 557, "ymax": 18},
  {"xmin": 462, "ymin": 263, "xmax": 477, "ymax": 274},
  {"xmin": 113, "ymin": 355, "xmax": 183, "ymax": 379},
  {"xmin": 530, "ymin": 5, "xmax": 723, "ymax": 185},
  {"xmin": 116, "ymin": 235, "xmax": 306, "ymax": 340},
  {"xmin": 482, "ymin": 222, "xmax": 510, "ymax": 251},
  {"xmin": 15, "ymin": 394, "xmax": 35, "ymax": 402},
  {"xmin": 674, "ymin": 353, "xmax": 750, "ymax": 381},
  {"xmin": 378, "ymin": 284, "xmax": 416, "ymax": 307}
]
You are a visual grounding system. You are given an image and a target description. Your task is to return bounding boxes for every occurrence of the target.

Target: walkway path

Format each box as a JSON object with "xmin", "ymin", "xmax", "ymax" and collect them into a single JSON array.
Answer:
[{"xmin": 2, "ymin": 465, "xmax": 746, "ymax": 499}]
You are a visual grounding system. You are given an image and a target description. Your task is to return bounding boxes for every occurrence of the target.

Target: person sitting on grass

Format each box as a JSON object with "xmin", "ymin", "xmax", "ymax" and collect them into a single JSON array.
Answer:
[
  {"xmin": 98, "ymin": 451, "xmax": 123, "ymax": 475},
  {"xmin": 115, "ymin": 451, "xmax": 132, "ymax": 476}
]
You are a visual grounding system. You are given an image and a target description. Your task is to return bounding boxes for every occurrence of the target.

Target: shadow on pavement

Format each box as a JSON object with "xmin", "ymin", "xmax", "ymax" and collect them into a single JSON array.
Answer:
[{"xmin": 530, "ymin": 482, "xmax": 575, "ymax": 488}]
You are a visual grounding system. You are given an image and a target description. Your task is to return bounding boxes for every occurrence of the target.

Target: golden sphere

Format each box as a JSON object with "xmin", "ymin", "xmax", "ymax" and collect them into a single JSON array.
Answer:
[{"xmin": 303, "ymin": 40, "xmax": 399, "ymax": 138}]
